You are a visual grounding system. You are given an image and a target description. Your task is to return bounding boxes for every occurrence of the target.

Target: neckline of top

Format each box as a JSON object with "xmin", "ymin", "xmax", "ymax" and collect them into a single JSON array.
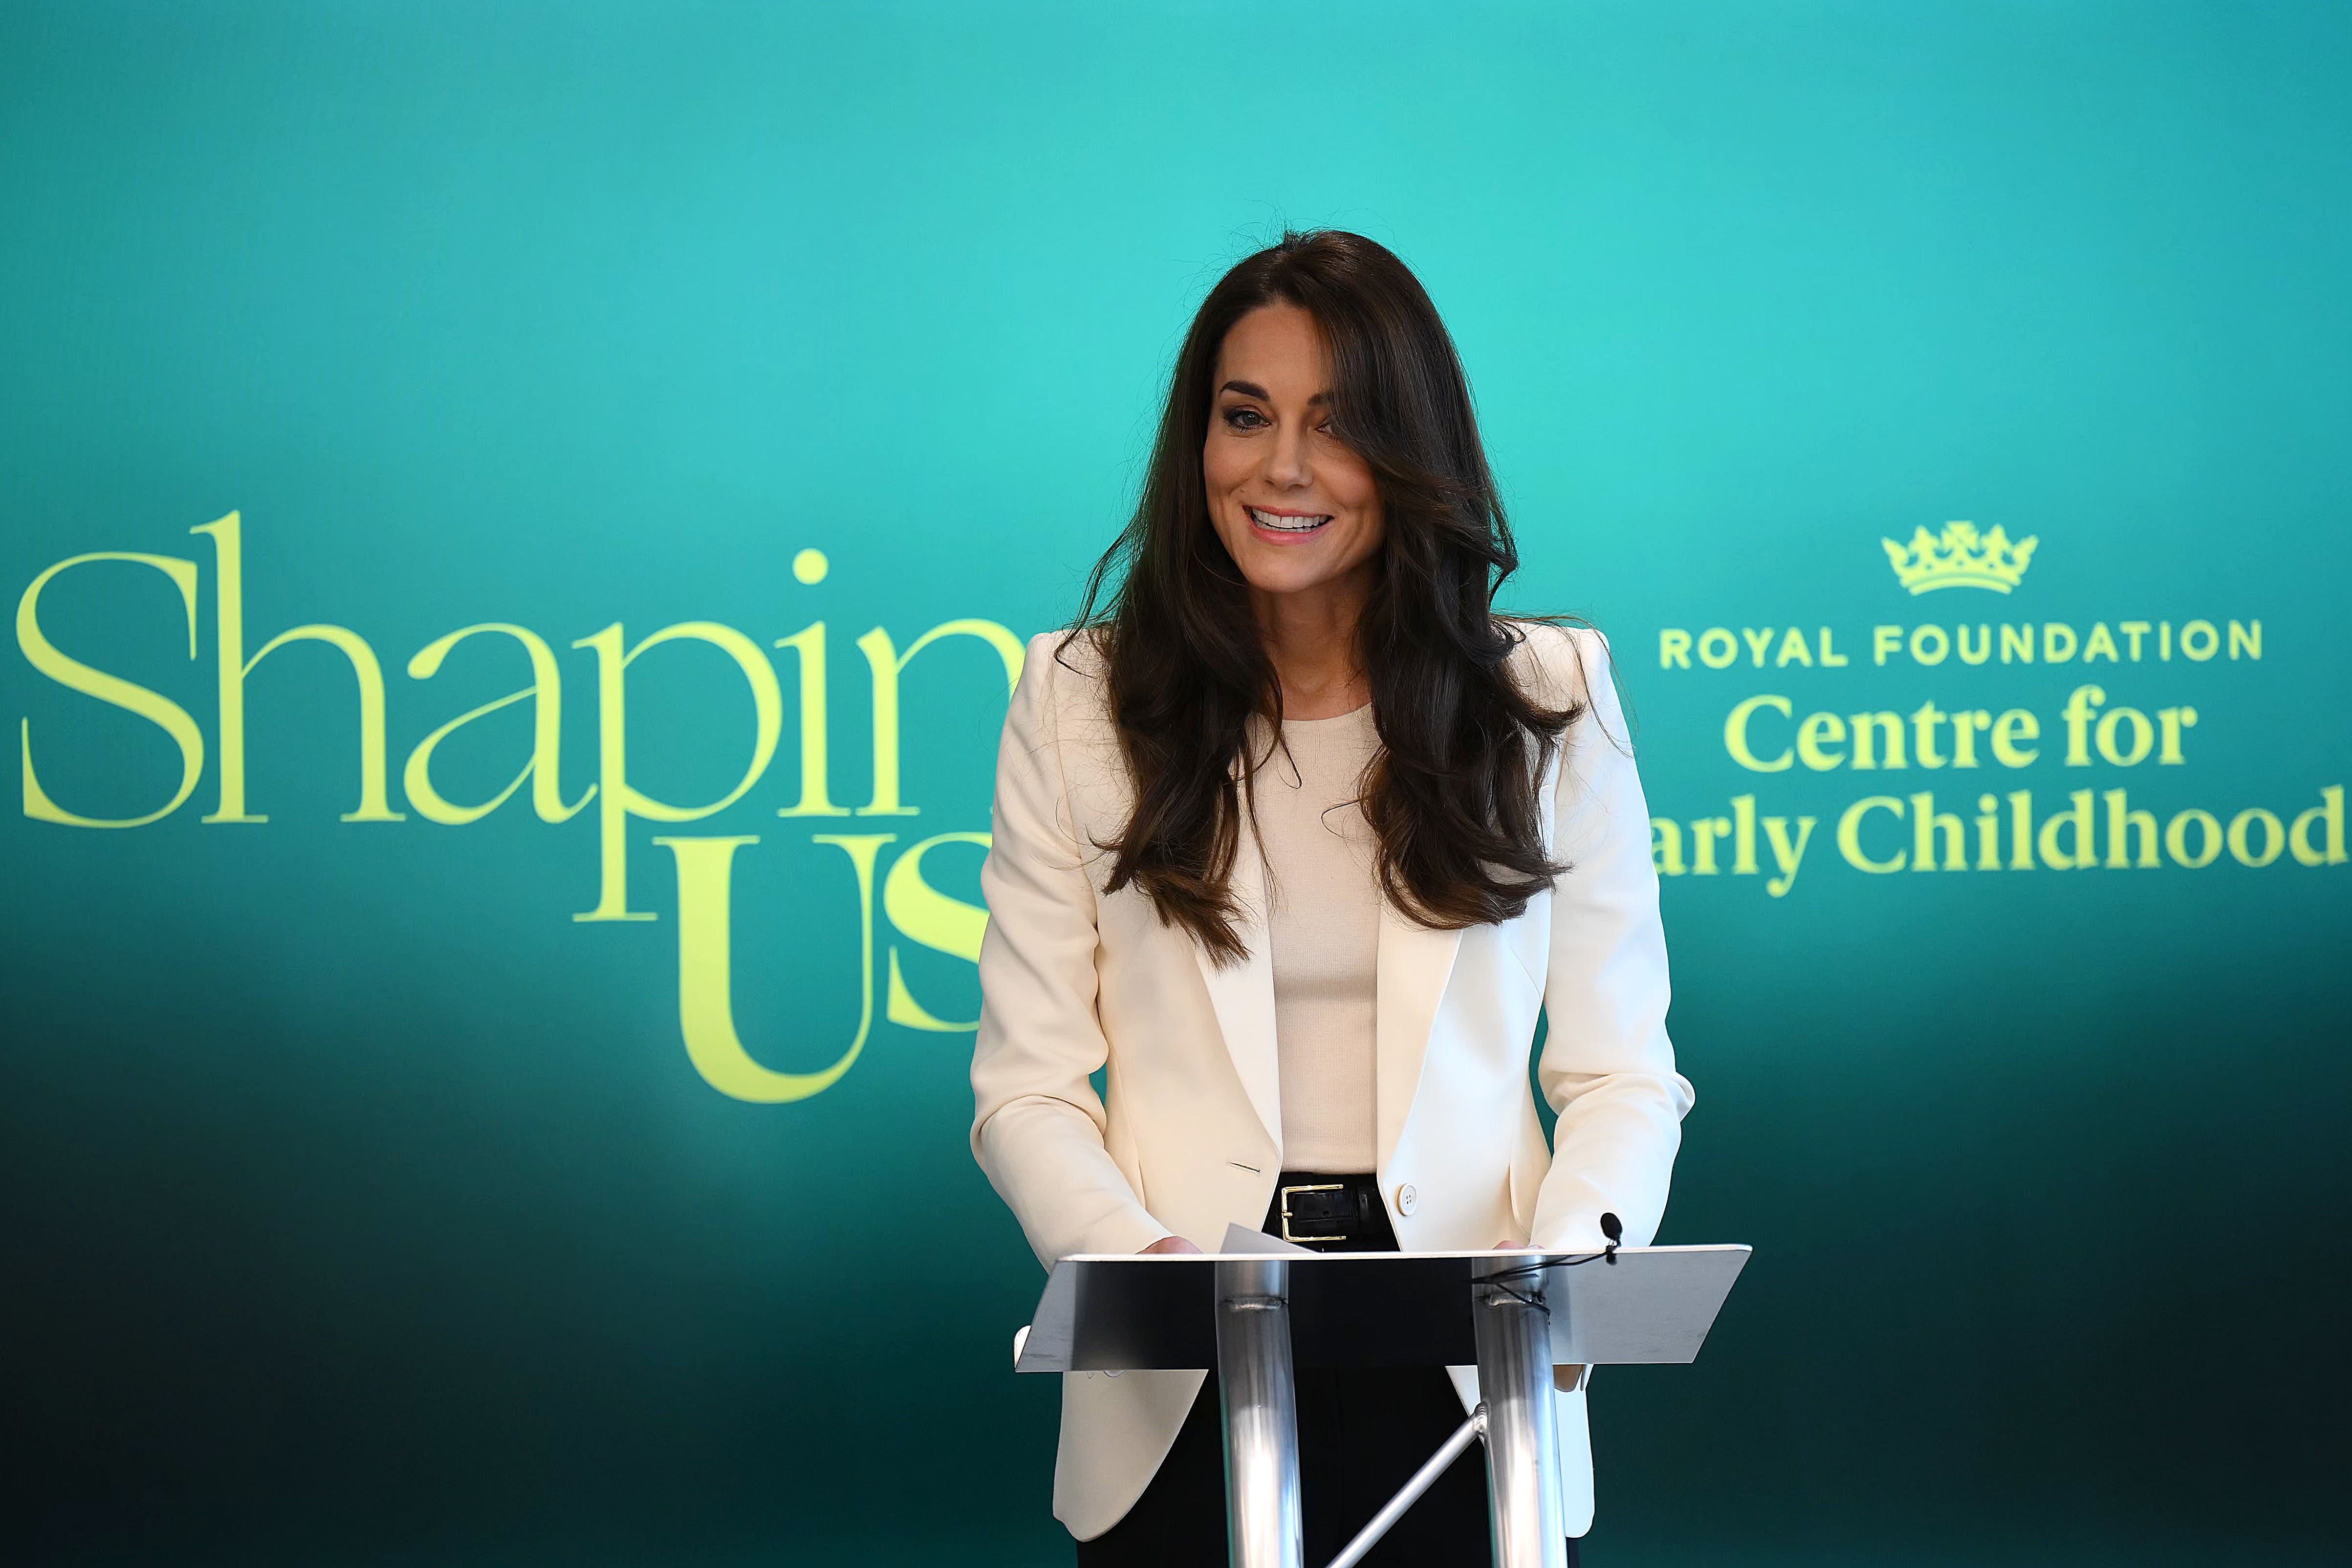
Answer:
[{"xmin": 1281, "ymin": 702, "xmax": 1374, "ymax": 728}]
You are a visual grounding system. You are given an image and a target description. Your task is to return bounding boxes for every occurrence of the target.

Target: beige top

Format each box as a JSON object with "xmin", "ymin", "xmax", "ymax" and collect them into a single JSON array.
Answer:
[{"xmin": 1253, "ymin": 704, "xmax": 1384, "ymax": 1173}]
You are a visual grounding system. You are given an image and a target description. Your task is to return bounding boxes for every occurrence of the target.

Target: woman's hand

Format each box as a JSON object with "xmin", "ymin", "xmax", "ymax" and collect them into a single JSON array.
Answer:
[{"xmin": 1140, "ymin": 1235, "xmax": 1203, "ymax": 1255}]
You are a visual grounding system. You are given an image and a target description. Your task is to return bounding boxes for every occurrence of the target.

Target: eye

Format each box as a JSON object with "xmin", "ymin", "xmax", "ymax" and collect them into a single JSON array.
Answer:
[{"xmin": 1221, "ymin": 406, "xmax": 1268, "ymax": 430}]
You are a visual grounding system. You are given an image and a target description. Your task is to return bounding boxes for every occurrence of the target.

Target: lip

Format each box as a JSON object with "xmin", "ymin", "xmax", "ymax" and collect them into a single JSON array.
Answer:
[{"xmin": 1243, "ymin": 503, "xmax": 1334, "ymax": 543}]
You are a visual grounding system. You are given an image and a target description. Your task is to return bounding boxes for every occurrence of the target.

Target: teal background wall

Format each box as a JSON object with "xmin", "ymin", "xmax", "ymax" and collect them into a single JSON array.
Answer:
[{"xmin": 3, "ymin": 3, "xmax": 2347, "ymax": 1564}]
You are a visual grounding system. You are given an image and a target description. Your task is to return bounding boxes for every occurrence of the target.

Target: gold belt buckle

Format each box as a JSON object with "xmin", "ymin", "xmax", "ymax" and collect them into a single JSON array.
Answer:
[{"xmin": 1278, "ymin": 1182, "xmax": 1348, "ymax": 1244}]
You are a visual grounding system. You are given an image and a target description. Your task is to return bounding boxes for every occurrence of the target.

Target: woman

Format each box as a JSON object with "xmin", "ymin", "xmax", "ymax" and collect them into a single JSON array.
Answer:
[{"xmin": 970, "ymin": 231, "xmax": 1692, "ymax": 1563}]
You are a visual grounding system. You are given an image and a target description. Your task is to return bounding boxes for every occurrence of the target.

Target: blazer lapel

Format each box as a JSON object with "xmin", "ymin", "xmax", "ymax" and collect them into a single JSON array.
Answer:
[
  {"xmin": 1192, "ymin": 808, "xmax": 1282, "ymax": 1150},
  {"xmin": 1374, "ymin": 900, "xmax": 1463, "ymax": 1172}
]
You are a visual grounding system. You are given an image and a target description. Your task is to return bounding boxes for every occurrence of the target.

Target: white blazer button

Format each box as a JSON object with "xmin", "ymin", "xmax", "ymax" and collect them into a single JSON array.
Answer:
[{"xmin": 1396, "ymin": 1184, "xmax": 1418, "ymax": 1216}]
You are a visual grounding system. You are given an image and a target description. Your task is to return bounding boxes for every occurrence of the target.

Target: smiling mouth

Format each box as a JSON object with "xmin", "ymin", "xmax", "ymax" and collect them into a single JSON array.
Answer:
[{"xmin": 1247, "ymin": 506, "xmax": 1333, "ymax": 533}]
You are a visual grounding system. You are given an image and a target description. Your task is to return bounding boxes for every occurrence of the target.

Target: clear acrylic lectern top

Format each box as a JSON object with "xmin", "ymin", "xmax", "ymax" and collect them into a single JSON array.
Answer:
[{"xmin": 1016, "ymin": 1243, "xmax": 1749, "ymax": 1375}]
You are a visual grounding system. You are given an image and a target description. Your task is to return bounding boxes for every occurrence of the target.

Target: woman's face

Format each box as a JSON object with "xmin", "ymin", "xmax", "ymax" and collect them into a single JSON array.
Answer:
[{"xmin": 1202, "ymin": 303, "xmax": 1385, "ymax": 606}]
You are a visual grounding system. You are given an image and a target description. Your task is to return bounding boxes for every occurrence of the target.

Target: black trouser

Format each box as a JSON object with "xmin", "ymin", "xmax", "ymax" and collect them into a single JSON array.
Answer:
[{"xmin": 1074, "ymin": 1174, "xmax": 1579, "ymax": 1567}]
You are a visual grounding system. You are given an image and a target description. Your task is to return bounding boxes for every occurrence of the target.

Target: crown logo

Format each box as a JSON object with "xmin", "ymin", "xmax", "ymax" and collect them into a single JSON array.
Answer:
[{"xmin": 1881, "ymin": 520, "xmax": 2037, "ymax": 595}]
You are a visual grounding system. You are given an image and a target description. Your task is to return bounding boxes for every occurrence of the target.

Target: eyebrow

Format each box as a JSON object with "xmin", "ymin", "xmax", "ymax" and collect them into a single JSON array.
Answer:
[{"xmin": 1219, "ymin": 379, "xmax": 1329, "ymax": 405}]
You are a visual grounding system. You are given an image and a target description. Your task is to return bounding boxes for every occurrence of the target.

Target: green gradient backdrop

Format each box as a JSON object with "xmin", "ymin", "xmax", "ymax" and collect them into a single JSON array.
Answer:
[{"xmin": 3, "ymin": 3, "xmax": 2347, "ymax": 1565}]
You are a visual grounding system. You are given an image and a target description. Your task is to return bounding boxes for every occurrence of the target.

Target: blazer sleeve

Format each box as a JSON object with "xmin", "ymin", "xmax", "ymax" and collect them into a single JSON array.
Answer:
[
  {"xmin": 1528, "ymin": 626, "xmax": 1697, "ymax": 1254},
  {"xmin": 970, "ymin": 635, "xmax": 1174, "ymax": 1269}
]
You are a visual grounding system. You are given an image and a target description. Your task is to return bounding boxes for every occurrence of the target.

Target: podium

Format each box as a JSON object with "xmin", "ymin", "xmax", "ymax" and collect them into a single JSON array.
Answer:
[{"xmin": 1017, "ymin": 1230, "xmax": 1748, "ymax": 1568}]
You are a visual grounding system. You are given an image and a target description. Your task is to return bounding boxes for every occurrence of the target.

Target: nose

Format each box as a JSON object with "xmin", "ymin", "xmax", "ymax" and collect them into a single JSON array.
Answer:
[{"xmin": 1264, "ymin": 419, "xmax": 1311, "ymax": 490}]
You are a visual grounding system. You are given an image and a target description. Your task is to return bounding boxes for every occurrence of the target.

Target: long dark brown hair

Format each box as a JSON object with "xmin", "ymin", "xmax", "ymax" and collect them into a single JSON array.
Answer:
[{"xmin": 1067, "ymin": 230, "xmax": 1581, "ymax": 963}]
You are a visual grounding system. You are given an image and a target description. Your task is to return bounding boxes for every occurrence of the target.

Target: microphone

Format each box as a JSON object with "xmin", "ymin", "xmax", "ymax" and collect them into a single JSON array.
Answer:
[{"xmin": 1599, "ymin": 1212, "xmax": 1622, "ymax": 1265}]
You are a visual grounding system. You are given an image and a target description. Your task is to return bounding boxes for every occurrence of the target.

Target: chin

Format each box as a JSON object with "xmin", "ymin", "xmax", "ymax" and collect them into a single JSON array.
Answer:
[{"xmin": 1238, "ymin": 558, "xmax": 1341, "ymax": 597}]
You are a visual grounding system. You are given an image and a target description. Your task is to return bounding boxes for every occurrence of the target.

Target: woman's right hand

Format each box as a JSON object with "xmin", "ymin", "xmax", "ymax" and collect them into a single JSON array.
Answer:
[{"xmin": 1140, "ymin": 1235, "xmax": 1203, "ymax": 1255}]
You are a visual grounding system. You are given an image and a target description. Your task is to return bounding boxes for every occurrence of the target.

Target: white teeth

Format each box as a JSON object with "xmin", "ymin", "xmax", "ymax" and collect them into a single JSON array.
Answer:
[{"xmin": 1248, "ymin": 507, "xmax": 1332, "ymax": 531}]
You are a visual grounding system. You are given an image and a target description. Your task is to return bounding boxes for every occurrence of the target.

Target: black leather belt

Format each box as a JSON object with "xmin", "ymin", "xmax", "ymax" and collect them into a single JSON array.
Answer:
[{"xmin": 1260, "ymin": 1171, "xmax": 1396, "ymax": 1252}]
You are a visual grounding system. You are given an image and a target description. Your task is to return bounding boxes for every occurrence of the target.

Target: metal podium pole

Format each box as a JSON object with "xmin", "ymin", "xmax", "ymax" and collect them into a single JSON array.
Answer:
[
  {"xmin": 1215, "ymin": 1256, "xmax": 1303, "ymax": 1568},
  {"xmin": 1471, "ymin": 1260, "xmax": 1567, "ymax": 1568}
]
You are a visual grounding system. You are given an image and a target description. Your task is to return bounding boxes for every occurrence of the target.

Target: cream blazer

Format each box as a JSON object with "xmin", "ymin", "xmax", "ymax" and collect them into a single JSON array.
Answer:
[{"xmin": 970, "ymin": 621, "xmax": 1693, "ymax": 1542}]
